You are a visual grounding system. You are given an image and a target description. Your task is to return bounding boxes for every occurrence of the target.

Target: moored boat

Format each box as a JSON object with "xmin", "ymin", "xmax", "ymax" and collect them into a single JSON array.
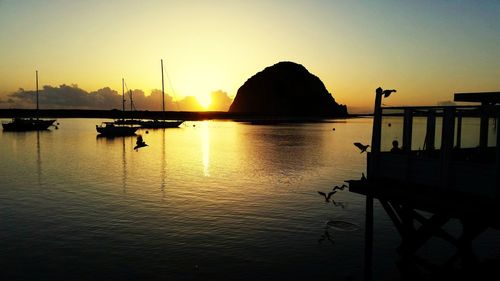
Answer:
[
  {"xmin": 2, "ymin": 118, "xmax": 55, "ymax": 131},
  {"xmin": 96, "ymin": 79, "xmax": 139, "ymax": 136},
  {"xmin": 139, "ymin": 119, "xmax": 183, "ymax": 128},
  {"xmin": 2, "ymin": 71, "xmax": 57, "ymax": 131},
  {"xmin": 96, "ymin": 122, "xmax": 138, "ymax": 136},
  {"xmin": 150, "ymin": 59, "xmax": 184, "ymax": 129}
]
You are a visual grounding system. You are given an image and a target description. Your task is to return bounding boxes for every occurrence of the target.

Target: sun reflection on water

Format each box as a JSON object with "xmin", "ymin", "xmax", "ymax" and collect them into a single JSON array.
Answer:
[{"xmin": 200, "ymin": 121, "xmax": 210, "ymax": 177}]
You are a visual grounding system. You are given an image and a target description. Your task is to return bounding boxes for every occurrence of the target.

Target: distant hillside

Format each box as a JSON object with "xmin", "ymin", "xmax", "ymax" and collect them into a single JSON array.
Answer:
[{"xmin": 229, "ymin": 61, "xmax": 347, "ymax": 117}]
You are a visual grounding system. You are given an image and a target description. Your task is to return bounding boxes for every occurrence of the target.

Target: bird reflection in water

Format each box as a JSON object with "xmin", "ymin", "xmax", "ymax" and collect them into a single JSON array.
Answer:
[
  {"xmin": 317, "ymin": 184, "xmax": 350, "ymax": 245},
  {"xmin": 331, "ymin": 199, "xmax": 347, "ymax": 209},
  {"xmin": 317, "ymin": 184, "xmax": 347, "ymax": 202},
  {"xmin": 318, "ymin": 229, "xmax": 335, "ymax": 245}
]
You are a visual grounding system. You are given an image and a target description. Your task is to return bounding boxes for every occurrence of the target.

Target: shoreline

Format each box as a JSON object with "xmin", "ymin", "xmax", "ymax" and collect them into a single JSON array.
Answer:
[{"xmin": 0, "ymin": 109, "xmax": 371, "ymax": 121}]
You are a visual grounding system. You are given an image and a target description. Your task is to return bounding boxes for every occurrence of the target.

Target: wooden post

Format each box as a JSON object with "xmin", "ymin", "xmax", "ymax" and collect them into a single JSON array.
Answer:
[
  {"xmin": 425, "ymin": 110, "xmax": 436, "ymax": 151},
  {"xmin": 365, "ymin": 88, "xmax": 394, "ymax": 280},
  {"xmin": 496, "ymin": 115, "xmax": 500, "ymax": 198},
  {"xmin": 369, "ymin": 88, "xmax": 391, "ymax": 178},
  {"xmin": 403, "ymin": 109, "xmax": 413, "ymax": 153},
  {"xmin": 441, "ymin": 107, "xmax": 455, "ymax": 190},
  {"xmin": 369, "ymin": 88, "xmax": 383, "ymax": 179},
  {"xmin": 456, "ymin": 113, "xmax": 462, "ymax": 149},
  {"xmin": 364, "ymin": 194, "xmax": 374, "ymax": 281},
  {"xmin": 479, "ymin": 103, "xmax": 489, "ymax": 150}
]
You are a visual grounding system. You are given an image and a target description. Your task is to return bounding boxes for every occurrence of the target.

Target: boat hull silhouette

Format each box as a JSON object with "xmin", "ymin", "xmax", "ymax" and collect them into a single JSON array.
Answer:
[
  {"xmin": 2, "ymin": 118, "xmax": 55, "ymax": 131},
  {"xmin": 96, "ymin": 122, "xmax": 138, "ymax": 136},
  {"xmin": 139, "ymin": 120, "xmax": 183, "ymax": 128}
]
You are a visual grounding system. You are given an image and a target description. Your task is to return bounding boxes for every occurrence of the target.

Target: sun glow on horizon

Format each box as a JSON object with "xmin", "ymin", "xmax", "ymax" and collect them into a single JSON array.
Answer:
[
  {"xmin": 0, "ymin": 1, "xmax": 499, "ymax": 114},
  {"xmin": 197, "ymin": 95, "xmax": 212, "ymax": 109}
]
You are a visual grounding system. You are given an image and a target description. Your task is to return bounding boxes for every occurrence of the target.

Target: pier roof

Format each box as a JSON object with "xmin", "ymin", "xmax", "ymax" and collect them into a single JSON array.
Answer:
[{"xmin": 454, "ymin": 92, "xmax": 500, "ymax": 104}]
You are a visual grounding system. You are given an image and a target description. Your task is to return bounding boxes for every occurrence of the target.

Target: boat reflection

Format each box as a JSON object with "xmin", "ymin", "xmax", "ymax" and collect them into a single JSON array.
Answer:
[
  {"xmin": 160, "ymin": 128, "xmax": 166, "ymax": 198},
  {"xmin": 36, "ymin": 131, "xmax": 42, "ymax": 185},
  {"xmin": 96, "ymin": 133, "xmax": 137, "ymax": 141},
  {"xmin": 122, "ymin": 136, "xmax": 127, "ymax": 193}
]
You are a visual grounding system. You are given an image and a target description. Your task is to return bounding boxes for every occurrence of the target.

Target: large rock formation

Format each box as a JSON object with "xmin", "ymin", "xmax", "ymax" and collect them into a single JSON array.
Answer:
[{"xmin": 229, "ymin": 61, "xmax": 347, "ymax": 117}]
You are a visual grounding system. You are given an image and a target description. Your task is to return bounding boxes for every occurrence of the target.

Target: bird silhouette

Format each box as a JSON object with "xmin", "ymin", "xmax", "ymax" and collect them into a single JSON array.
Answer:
[
  {"xmin": 331, "ymin": 199, "xmax": 347, "ymax": 209},
  {"xmin": 332, "ymin": 184, "xmax": 348, "ymax": 191},
  {"xmin": 134, "ymin": 135, "xmax": 148, "ymax": 151},
  {"xmin": 353, "ymin": 142, "xmax": 370, "ymax": 153},
  {"xmin": 318, "ymin": 191, "xmax": 337, "ymax": 202},
  {"xmin": 383, "ymin": 89, "xmax": 397, "ymax": 98},
  {"xmin": 318, "ymin": 230, "xmax": 335, "ymax": 244}
]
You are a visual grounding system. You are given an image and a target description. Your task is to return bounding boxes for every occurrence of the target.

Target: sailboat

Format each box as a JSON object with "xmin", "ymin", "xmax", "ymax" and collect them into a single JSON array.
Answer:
[
  {"xmin": 139, "ymin": 59, "xmax": 184, "ymax": 129},
  {"xmin": 96, "ymin": 78, "xmax": 139, "ymax": 136},
  {"xmin": 113, "ymin": 88, "xmax": 143, "ymax": 126},
  {"xmin": 2, "ymin": 71, "xmax": 56, "ymax": 131}
]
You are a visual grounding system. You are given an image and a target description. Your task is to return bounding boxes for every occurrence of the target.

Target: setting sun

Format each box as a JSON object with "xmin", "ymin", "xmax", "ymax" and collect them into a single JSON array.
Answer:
[{"xmin": 197, "ymin": 95, "xmax": 212, "ymax": 109}]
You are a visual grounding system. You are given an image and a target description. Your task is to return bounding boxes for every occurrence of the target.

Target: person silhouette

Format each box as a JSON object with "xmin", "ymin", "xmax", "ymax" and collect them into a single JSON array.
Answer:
[{"xmin": 391, "ymin": 140, "xmax": 402, "ymax": 153}]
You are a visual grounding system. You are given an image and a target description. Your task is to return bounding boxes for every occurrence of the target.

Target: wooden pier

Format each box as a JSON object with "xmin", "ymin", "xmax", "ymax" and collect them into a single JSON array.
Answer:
[{"xmin": 349, "ymin": 88, "xmax": 500, "ymax": 280}]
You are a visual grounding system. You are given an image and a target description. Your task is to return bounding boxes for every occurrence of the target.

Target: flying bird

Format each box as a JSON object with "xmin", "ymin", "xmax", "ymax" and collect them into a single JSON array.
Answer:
[
  {"xmin": 332, "ymin": 184, "xmax": 348, "ymax": 191},
  {"xmin": 134, "ymin": 135, "xmax": 148, "ymax": 151},
  {"xmin": 353, "ymin": 142, "xmax": 370, "ymax": 153},
  {"xmin": 318, "ymin": 191, "xmax": 337, "ymax": 202}
]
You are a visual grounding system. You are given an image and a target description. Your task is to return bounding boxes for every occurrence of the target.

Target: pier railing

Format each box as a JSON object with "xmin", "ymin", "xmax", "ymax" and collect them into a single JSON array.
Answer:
[{"xmin": 368, "ymin": 102, "xmax": 500, "ymax": 198}]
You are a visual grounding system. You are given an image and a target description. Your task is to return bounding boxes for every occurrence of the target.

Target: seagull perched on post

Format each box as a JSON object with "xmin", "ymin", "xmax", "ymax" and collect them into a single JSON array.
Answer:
[
  {"xmin": 353, "ymin": 142, "xmax": 370, "ymax": 153},
  {"xmin": 383, "ymin": 89, "xmax": 397, "ymax": 98}
]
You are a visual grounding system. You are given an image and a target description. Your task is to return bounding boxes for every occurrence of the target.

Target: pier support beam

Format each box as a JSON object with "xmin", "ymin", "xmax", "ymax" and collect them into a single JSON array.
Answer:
[
  {"xmin": 403, "ymin": 109, "xmax": 413, "ymax": 153},
  {"xmin": 425, "ymin": 110, "xmax": 436, "ymax": 152},
  {"xmin": 441, "ymin": 108, "xmax": 455, "ymax": 189},
  {"xmin": 456, "ymin": 113, "xmax": 462, "ymax": 149},
  {"xmin": 497, "ymin": 115, "xmax": 500, "ymax": 197},
  {"xmin": 479, "ymin": 103, "xmax": 489, "ymax": 151},
  {"xmin": 364, "ymin": 194, "xmax": 374, "ymax": 281},
  {"xmin": 378, "ymin": 199, "xmax": 490, "ymax": 277}
]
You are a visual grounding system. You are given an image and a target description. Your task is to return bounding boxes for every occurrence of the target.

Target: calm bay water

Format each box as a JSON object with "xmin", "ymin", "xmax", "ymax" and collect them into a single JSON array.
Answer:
[{"xmin": 1, "ymin": 118, "xmax": 498, "ymax": 280}]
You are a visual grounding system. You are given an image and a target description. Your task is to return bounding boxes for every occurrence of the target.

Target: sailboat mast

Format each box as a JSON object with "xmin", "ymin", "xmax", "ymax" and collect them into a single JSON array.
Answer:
[
  {"xmin": 36, "ymin": 70, "xmax": 39, "ymax": 120},
  {"xmin": 130, "ymin": 90, "xmax": 133, "ymax": 112},
  {"xmin": 161, "ymin": 59, "xmax": 165, "ymax": 115},
  {"xmin": 122, "ymin": 78, "xmax": 125, "ymax": 120}
]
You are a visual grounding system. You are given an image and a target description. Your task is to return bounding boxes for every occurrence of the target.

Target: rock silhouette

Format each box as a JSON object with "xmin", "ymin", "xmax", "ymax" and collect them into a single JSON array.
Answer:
[{"xmin": 229, "ymin": 61, "xmax": 347, "ymax": 117}]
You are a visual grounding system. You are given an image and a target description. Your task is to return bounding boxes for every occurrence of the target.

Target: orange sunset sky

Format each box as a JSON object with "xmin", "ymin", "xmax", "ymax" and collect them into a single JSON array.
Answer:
[{"xmin": 0, "ymin": 0, "xmax": 499, "ymax": 113}]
